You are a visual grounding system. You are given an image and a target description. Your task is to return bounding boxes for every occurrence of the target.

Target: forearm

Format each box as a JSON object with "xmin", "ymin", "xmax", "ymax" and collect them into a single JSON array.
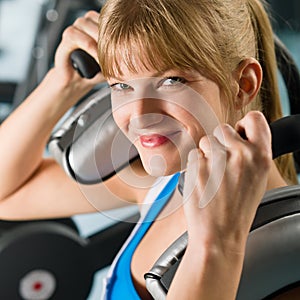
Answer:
[
  {"xmin": 167, "ymin": 240, "xmax": 245, "ymax": 300},
  {"xmin": 0, "ymin": 68, "xmax": 93, "ymax": 200}
]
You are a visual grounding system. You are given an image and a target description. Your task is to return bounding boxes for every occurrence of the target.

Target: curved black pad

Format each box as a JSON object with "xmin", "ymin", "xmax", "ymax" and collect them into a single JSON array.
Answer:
[
  {"xmin": 70, "ymin": 49, "xmax": 101, "ymax": 79},
  {"xmin": 271, "ymin": 114, "xmax": 300, "ymax": 159}
]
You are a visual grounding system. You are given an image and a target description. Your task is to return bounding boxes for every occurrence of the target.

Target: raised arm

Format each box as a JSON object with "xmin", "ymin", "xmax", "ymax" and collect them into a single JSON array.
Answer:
[
  {"xmin": 0, "ymin": 11, "xmax": 145, "ymax": 220},
  {"xmin": 167, "ymin": 111, "xmax": 273, "ymax": 299}
]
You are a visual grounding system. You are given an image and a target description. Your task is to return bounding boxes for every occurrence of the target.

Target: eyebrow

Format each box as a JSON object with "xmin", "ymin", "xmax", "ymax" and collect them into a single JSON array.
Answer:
[{"xmin": 108, "ymin": 69, "xmax": 173, "ymax": 82}]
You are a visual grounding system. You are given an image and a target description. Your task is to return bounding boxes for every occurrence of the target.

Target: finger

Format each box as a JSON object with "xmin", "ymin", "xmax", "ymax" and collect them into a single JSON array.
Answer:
[
  {"xmin": 199, "ymin": 134, "xmax": 226, "ymax": 157},
  {"xmin": 183, "ymin": 148, "xmax": 203, "ymax": 202},
  {"xmin": 84, "ymin": 10, "xmax": 100, "ymax": 23},
  {"xmin": 73, "ymin": 15, "xmax": 99, "ymax": 42},
  {"xmin": 60, "ymin": 26, "xmax": 99, "ymax": 63},
  {"xmin": 235, "ymin": 111, "xmax": 271, "ymax": 152},
  {"xmin": 213, "ymin": 124, "xmax": 243, "ymax": 148},
  {"xmin": 198, "ymin": 135, "xmax": 227, "ymax": 208}
]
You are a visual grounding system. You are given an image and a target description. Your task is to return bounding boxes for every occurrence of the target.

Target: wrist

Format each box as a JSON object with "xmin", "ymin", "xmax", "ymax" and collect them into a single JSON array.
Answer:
[
  {"xmin": 44, "ymin": 68, "xmax": 93, "ymax": 97},
  {"xmin": 36, "ymin": 68, "xmax": 94, "ymax": 113},
  {"xmin": 181, "ymin": 239, "xmax": 245, "ymax": 300},
  {"xmin": 187, "ymin": 230, "xmax": 247, "ymax": 258}
]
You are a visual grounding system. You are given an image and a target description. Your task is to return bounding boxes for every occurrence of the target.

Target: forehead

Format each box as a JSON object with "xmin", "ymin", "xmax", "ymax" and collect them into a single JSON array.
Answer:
[
  {"xmin": 107, "ymin": 46, "xmax": 167, "ymax": 81},
  {"xmin": 99, "ymin": 23, "xmax": 197, "ymax": 81}
]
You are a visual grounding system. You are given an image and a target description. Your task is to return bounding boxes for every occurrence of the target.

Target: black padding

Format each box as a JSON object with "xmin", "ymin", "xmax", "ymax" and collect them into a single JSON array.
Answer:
[
  {"xmin": 70, "ymin": 49, "xmax": 101, "ymax": 79},
  {"xmin": 237, "ymin": 214, "xmax": 300, "ymax": 299},
  {"xmin": 264, "ymin": 282, "xmax": 300, "ymax": 299},
  {"xmin": 0, "ymin": 218, "xmax": 79, "ymax": 236},
  {"xmin": 271, "ymin": 115, "xmax": 300, "ymax": 159}
]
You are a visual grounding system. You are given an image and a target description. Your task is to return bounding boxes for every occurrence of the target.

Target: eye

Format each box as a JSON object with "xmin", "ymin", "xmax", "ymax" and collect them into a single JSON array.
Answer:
[
  {"xmin": 110, "ymin": 82, "xmax": 132, "ymax": 92},
  {"xmin": 159, "ymin": 77, "xmax": 187, "ymax": 87}
]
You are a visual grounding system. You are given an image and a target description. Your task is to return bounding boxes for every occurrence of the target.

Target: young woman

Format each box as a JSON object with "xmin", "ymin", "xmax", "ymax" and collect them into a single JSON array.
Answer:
[{"xmin": 0, "ymin": 0, "xmax": 298, "ymax": 299}]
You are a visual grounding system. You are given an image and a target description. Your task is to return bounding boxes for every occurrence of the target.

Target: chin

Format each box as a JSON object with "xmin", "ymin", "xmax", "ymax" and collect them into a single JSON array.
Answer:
[{"xmin": 140, "ymin": 153, "xmax": 184, "ymax": 177}]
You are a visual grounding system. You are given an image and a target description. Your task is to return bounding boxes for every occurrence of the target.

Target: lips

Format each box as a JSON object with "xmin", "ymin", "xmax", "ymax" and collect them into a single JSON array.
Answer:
[{"xmin": 140, "ymin": 134, "xmax": 169, "ymax": 148}]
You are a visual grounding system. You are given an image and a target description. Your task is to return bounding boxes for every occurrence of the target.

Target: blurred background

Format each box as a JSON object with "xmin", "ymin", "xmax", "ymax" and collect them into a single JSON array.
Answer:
[{"xmin": 0, "ymin": 0, "xmax": 299, "ymax": 299}]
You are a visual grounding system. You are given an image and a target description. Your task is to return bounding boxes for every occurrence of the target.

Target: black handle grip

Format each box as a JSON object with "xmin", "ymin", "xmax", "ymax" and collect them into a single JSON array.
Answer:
[
  {"xmin": 270, "ymin": 114, "xmax": 300, "ymax": 159},
  {"xmin": 178, "ymin": 115, "xmax": 300, "ymax": 195},
  {"xmin": 70, "ymin": 49, "xmax": 101, "ymax": 79}
]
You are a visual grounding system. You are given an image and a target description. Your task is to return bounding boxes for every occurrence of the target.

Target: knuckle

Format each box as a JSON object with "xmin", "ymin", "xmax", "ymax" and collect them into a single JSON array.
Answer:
[
  {"xmin": 246, "ymin": 111, "xmax": 268, "ymax": 129},
  {"xmin": 62, "ymin": 26, "xmax": 75, "ymax": 39},
  {"xmin": 246, "ymin": 110, "xmax": 264, "ymax": 121},
  {"xmin": 220, "ymin": 123, "xmax": 232, "ymax": 131},
  {"xmin": 73, "ymin": 16, "xmax": 85, "ymax": 27},
  {"xmin": 83, "ymin": 38, "xmax": 96, "ymax": 52},
  {"xmin": 199, "ymin": 135, "xmax": 210, "ymax": 151},
  {"xmin": 84, "ymin": 10, "xmax": 97, "ymax": 19},
  {"xmin": 215, "ymin": 123, "xmax": 230, "ymax": 138}
]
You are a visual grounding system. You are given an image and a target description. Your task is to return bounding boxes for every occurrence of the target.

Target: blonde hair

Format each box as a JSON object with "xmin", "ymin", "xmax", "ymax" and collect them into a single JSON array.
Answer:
[{"xmin": 98, "ymin": 0, "xmax": 297, "ymax": 184}]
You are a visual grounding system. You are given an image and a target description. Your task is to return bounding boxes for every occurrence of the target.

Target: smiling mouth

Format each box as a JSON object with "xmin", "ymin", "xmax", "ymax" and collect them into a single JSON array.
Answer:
[
  {"xmin": 139, "ymin": 132, "xmax": 179, "ymax": 148},
  {"xmin": 140, "ymin": 134, "xmax": 169, "ymax": 148}
]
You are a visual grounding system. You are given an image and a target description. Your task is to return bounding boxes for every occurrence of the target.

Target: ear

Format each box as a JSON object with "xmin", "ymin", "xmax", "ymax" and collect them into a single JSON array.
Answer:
[{"xmin": 233, "ymin": 58, "xmax": 263, "ymax": 109}]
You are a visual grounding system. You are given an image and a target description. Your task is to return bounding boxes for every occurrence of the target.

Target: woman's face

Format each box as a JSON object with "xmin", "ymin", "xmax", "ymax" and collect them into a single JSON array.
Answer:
[{"xmin": 107, "ymin": 61, "xmax": 227, "ymax": 176}]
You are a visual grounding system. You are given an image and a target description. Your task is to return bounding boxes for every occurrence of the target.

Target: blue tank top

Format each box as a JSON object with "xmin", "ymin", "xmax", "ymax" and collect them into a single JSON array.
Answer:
[{"xmin": 103, "ymin": 173, "xmax": 180, "ymax": 299}]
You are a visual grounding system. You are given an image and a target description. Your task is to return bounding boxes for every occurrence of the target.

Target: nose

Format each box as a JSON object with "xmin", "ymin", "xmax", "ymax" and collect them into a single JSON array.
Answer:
[{"xmin": 130, "ymin": 98, "xmax": 164, "ymax": 129}]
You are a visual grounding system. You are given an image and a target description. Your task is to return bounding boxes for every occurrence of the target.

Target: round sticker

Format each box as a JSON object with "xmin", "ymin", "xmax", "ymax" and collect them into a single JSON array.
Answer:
[{"xmin": 19, "ymin": 269, "xmax": 56, "ymax": 300}]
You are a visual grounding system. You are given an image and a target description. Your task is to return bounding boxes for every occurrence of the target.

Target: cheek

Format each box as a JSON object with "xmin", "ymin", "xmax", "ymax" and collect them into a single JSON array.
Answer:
[
  {"xmin": 111, "ymin": 94, "xmax": 132, "ymax": 131},
  {"xmin": 175, "ymin": 108, "xmax": 209, "ymax": 146},
  {"xmin": 112, "ymin": 108, "xmax": 129, "ymax": 134},
  {"xmin": 171, "ymin": 92, "xmax": 224, "ymax": 140}
]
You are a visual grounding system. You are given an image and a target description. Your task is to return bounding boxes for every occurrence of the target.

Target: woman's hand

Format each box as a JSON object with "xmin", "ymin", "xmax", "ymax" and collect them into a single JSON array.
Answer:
[
  {"xmin": 168, "ymin": 111, "xmax": 272, "ymax": 299},
  {"xmin": 52, "ymin": 10, "xmax": 105, "ymax": 102},
  {"xmin": 183, "ymin": 110, "xmax": 272, "ymax": 253}
]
